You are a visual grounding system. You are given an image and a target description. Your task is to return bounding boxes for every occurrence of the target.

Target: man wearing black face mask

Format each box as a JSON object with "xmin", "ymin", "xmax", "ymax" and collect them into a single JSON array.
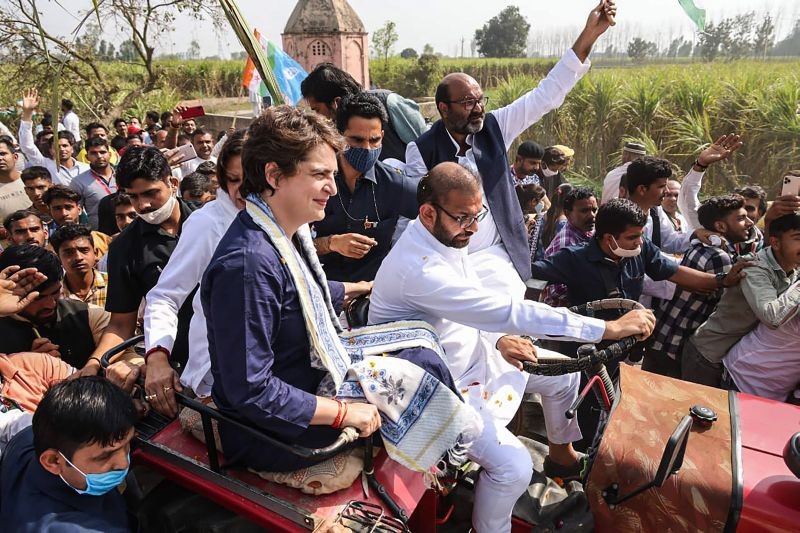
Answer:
[{"xmin": 312, "ymin": 93, "xmax": 420, "ymax": 282}]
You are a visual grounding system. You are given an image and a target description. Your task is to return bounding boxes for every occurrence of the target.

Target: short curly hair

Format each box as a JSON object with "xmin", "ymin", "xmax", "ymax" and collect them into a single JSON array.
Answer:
[
  {"xmin": 697, "ymin": 194, "xmax": 745, "ymax": 232},
  {"xmin": 240, "ymin": 105, "xmax": 345, "ymax": 197}
]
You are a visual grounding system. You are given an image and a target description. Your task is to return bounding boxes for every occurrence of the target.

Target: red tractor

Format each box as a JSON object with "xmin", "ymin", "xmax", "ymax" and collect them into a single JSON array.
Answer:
[{"xmin": 104, "ymin": 299, "xmax": 800, "ymax": 532}]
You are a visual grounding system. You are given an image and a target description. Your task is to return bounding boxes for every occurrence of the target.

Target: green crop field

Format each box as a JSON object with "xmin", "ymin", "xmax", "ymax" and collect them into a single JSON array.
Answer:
[{"xmin": 1, "ymin": 56, "xmax": 796, "ymax": 193}]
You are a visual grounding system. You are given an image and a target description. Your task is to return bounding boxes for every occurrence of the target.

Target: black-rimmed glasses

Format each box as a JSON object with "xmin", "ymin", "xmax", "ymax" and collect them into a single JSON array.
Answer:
[
  {"xmin": 433, "ymin": 203, "xmax": 488, "ymax": 228},
  {"xmin": 443, "ymin": 96, "xmax": 489, "ymax": 112}
]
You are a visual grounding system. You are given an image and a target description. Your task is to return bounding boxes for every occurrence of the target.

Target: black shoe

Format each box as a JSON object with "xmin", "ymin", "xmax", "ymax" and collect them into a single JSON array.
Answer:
[{"xmin": 543, "ymin": 455, "xmax": 584, "ymax": 481}]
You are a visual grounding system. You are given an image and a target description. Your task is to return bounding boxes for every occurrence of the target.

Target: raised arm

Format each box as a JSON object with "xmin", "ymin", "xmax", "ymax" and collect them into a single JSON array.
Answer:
[
  {"xmin": 493, "ymin": 2, "xmax": 615, "ymax": 149},
  {"xmin": 678, "ymin": 134, "xmax": 744, "ymax": 233},
  {"xmin": 17, "ymin": 89, "xmax": 47, "ymax": 167}
]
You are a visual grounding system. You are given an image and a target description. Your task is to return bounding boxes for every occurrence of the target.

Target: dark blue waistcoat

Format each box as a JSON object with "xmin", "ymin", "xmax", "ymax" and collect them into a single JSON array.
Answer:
[{"xmin": 414, "ymin": 115, "xmax": 531, "ymax": 280}]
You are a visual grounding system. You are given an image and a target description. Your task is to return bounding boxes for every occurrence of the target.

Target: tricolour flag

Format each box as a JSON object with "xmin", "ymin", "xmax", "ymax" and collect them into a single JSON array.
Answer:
[
  {"xmin": 242, "ymin": 29, "xmax": 307, "ymax": 106},
  {"xmin": 678, "ymin": 0, "xmax": 706, "ymax": 32}
]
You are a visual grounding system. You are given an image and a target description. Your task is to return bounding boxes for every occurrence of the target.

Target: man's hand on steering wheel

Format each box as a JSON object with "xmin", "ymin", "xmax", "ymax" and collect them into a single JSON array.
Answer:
[
  {"xmin": 106, "ymin": 360, "xmax": 141, "ymax": 394},
  {"xmin": 496, "ymin": 335, "xmax": 538, "ymax": 370},
  {"xmin": 144, "ymin": 350, "xmax": 182, "ymax": 417},
  {"xmin": 603, "ymin": 309, "xmax": 656, "ymax": 341}
]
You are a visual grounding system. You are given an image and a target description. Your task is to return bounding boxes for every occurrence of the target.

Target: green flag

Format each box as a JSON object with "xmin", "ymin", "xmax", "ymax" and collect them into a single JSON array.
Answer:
[{"xmin": 678, "ymin": 0, "xmax": 706, "ymax": 32}]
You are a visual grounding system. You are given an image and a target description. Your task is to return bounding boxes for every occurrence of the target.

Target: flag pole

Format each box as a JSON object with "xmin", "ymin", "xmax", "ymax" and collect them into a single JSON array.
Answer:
[{"xmin": 219, "ymin": 0, "xmax": 285, "ymax": 106}]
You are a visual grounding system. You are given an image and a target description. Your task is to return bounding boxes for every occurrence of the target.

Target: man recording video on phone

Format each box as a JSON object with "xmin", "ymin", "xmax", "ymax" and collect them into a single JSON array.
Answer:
[{"xmin": 164, "ymin": 105, "xmax": 216, "ymax": 179}]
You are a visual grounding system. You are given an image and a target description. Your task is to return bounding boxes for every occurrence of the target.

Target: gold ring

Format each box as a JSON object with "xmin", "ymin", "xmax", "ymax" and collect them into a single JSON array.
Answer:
[
  {"xmin": 145, "ymin": 394, "xmax": 157, "ymax": 401},
  {"xmin": 163, "ymin": 386, "xmax": 172, "ymax": 393}
]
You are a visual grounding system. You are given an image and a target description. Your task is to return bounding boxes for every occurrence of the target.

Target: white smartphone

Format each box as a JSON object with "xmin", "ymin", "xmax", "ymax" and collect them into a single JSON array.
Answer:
[
  {"xmin": 165, "ymin": 143, "xmax": 197, "ymax": 165},
  {"xmin": 781, "ymin": 174, "xmax": 800, "ymax": 198}
]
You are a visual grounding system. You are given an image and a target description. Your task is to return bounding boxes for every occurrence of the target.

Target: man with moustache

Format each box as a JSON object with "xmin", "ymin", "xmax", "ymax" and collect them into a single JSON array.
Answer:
[
  {"xmin": 69, "ymin": 138, "xmax": 117, "ymax": 230},
  {"xmin": 404, "ymin": 2, "xmax": 617, "ymax": 301},
  {"xmin": 17, "ymin": 89, "xmax": 88, "ymax": 187},
  {"xmin": 3, "ymin": 210, "xmax": 48, "ymax": 247},
  {"xmin": 0, "ymin": 245, "xmax": 116, "ymax": 369},
  {"xmin": 542, "ymin": 187, "xmax": 598, "ymax": 307},
  {"xmin": 0, "ymin": 136, "xmax": 33, "ymax": 223}
]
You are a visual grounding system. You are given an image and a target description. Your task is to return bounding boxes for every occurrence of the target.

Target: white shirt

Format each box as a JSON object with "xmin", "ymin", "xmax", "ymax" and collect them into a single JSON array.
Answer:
[
  {"xmin": 61, "ymin": 110, "xmax": 81, "ymax": 142},
  {"xmin": 0, "ymin": 410, "xmax": 32, "ymax": 457},
  {"xmin": 404, "ymin": 48, "xmax": 591, "ymax": 254},
  {"xmin": 18, "ymin": 121, "xmax": 88, "ymax": 186},
  {"xmin": 639, "ymin": 206, "xmax": 685, "ymax": 304},
  {"xmin": 601, "ymin": 162, "xmax": 630, "ymax": 205},
  {"xmin": 677, "ymin": 168, "xmax": 706, "ymax": 234},
  {"xmin": 144, "ymin": 190, "xmax": 239, "ymax": 397},
  {"xmin": 644, "ymin": 205, "xmax": 691, "ymax": 255},
  {"xmin": 723, "ymin": 310, "xmax": 800, "ymax": 401},
  {"xmin": 369, "ymin": 219, "xmax": 606, "ymax": 422},
  {"xmin": 178, "ymin": 155, "xmax": 217, "ymax": 180}
]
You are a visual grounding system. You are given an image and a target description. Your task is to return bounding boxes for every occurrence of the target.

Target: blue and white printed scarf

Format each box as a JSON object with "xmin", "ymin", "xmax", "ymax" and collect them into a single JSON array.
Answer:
[{"xmin": 246, "ymin": 194, "xmax": 479, "ymax": 475}]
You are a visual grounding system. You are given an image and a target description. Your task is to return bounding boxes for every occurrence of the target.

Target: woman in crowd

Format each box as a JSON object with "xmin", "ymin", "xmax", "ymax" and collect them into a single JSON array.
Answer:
[
  {"xmin": 199, "ymin": 106, "xmax": 471, "ymax": 473},
  {"xmin": 532, "ymin": 183, "xmax": 573, "ymax": 261}
]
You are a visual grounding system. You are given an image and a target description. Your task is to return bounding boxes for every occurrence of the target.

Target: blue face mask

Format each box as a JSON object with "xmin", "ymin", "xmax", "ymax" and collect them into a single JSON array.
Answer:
[
  {"xmin": 343, "ymin": 146, "xmax": 382, "ymax": 174},
  {"xmin": 59, "ymin": 451, "xmax": 130, "ymax": 496}
]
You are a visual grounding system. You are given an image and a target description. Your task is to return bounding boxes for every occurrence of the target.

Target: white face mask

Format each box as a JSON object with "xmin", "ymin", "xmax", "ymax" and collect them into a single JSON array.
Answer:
[
  {"xmin": 541, "ymin": 166, "xmax": 559, "ymax": 178},
  {"xmin": 534, "ymin": 202, "xmax": 545, "ymax": 215},
  {"xmin": 138, "ymin": 193, "xmax": 177, "ymax": 225},
  {"xmin": 609, "ymin": 236, "xmax": 641, "ymax": 258}
]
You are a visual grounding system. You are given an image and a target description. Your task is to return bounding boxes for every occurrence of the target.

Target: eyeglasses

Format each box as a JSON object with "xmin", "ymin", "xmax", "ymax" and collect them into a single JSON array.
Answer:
[
  {"xmin": 433, "ymin": 203, "xmax": 488, "ymax": 228},
  {"xmin": 444, "ymin": 96, "xmax": 489, "ymax": 112}
]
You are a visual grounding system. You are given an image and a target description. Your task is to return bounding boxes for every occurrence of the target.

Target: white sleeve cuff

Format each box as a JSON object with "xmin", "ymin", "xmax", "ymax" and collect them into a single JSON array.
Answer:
[{"xmin": 562, "ymin": 48, "xmax": 592, "ymax": 74}]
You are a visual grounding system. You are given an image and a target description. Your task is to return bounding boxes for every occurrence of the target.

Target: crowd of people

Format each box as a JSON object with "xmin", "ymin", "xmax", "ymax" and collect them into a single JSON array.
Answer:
[{"xmin": 0, "ymin": 1, "xmax": 798, "ymax": 531}]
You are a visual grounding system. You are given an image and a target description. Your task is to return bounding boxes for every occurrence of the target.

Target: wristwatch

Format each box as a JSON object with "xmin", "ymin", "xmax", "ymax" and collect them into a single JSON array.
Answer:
[{"xmin": 715, "ymin": 271, "xmax": 727, "ymax": 288}]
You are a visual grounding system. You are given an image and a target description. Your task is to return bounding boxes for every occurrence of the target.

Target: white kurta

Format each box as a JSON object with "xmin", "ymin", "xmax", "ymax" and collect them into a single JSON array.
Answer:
[
  {"xmin": 404, "ymin": 48, "xmax": 591, "ymax": 260},
  {"xmin": 144, "ymin": 189, "xmax": 239, "ymax": 396},
  {"xmin": 601, "ymin": 162, "xmax": 630, "ymax": 205},
  {"xmin": 369, "ymin": 220, "xmax": 605, "ymax": 424}
]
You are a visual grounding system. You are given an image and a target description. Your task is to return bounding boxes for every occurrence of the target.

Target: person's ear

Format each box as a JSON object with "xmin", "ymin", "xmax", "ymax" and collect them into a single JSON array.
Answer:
[
  {"xmin": 635, "ymin": 184, "xmax": 647, "ymax": 198},
  {"xmin": 419, "ymin": 203, "xmax": 437, "ymax": 225},
  {"xmin": 331, "ymin": 97, "xmax": 341, "ymax": 114},
  {"xmin": 168, "ymin": 176, "xmax": 179, "ymax": 192},
  {"xmin": 39, "ymin": 449, "xmax": 65, "ymax": 476},
  {"xmin": 713, "ymin": 220, "xmax": 727, "ymax": 234},
  {"xmin": 264, "ymin": 162, "xmax": 281, "ymax": 191},
  {"xmin": 437, "ymin": 102, "xmax": 448, "ymax": 119}
]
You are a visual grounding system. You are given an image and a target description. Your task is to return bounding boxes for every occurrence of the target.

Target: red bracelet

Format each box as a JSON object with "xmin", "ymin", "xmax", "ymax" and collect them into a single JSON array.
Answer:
[
  {"xmin": 144, "ymin": 346, "xmax": 171, "ymax": 363},
  {"xmin": 332, "ymin": 400, "xmax": 345, "ymax": 429},
  {"xmin": 333, "ymin": 400, "xmax": 349, "ymax": 429}
]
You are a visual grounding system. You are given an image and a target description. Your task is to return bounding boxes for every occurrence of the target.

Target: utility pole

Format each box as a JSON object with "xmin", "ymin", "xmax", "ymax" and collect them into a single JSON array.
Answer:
[{"xmin": 461, "ymin": 36, "xmax": 465, "ymax": 58}]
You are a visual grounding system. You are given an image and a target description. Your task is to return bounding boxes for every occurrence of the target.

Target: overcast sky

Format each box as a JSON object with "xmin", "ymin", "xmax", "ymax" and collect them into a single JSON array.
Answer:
[{"xmin": 39, "ymin": 0, "xmax": 800, "ymax": 58}]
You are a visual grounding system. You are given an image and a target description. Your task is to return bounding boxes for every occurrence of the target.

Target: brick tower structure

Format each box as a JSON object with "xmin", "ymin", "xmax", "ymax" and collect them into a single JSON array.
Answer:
[{"xmin": 282, "ymin": 0, "xmax": 370, "ymax": 88}]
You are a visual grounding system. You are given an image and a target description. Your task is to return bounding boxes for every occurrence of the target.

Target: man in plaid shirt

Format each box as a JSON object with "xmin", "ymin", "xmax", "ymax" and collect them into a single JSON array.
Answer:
[
  {"xmin": 645, "ymin": 194, "xmax": 754, "ymax": 377},
  {"xmin": 543, "ymin": 187, "xmax": 597, "ymax": 307}
]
